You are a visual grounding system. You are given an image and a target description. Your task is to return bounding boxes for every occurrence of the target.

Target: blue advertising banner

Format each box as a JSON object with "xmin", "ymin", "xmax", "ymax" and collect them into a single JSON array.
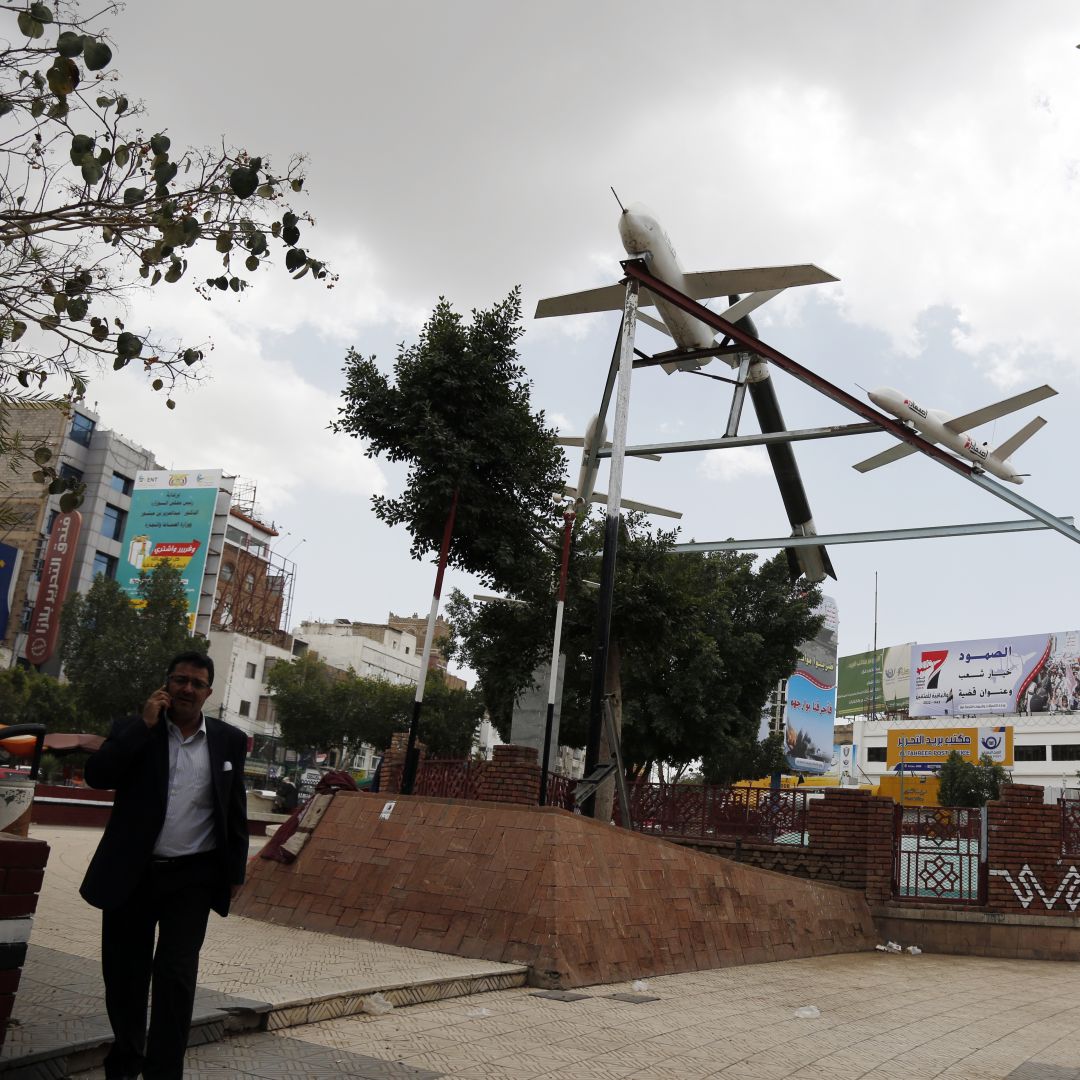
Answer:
[
  {"xmin": 785, "ymin": 596, "xmax": 838, "ymax": 775},
  {"xmin": 0, "ymin": 541, "xmax": 21, "ymax": 640},
  {"xmin": 118, "ymin": 470, "xmax": 222, "ymax": 629}
]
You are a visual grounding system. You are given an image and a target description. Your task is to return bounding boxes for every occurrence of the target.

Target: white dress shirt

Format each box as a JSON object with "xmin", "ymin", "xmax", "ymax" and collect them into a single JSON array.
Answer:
[{"xmin": 152, "ymin": 716, "xmax": 216, "ymax": 857}]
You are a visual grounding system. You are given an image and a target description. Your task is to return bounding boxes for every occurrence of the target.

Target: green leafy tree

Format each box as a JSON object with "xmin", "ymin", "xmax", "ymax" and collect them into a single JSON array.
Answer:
[
  {"xmin": 937, "ymin": 751, "xmax": 1011, "ymax": 807},
  {"xmin": 0, "ymin": 665, "xmax": 78, "ymax": 729},
  {"xmin": 447, "ymin": 512, "xmax": 822, "ymax": 783},
  {"xmin": 0, "ymin": 1, "xmax": 333, "ymax": 520},
  {"xmin": 265, "ymin": 651, "xmax": 340, "ymax": 755},
  {"xmin": 340, "ymin": 675, "xmax": 411, "ymax": 756},
  {"xmin": 417, "ymin": 671, "xmax": 485, "ymax": 758},
  {"xmin": 333, "ymin": 290, "xmax": 567, "ymax": 597},
  {"xmin": 59, "ymin": 564, "xmax": 206, "ymax": 733}
]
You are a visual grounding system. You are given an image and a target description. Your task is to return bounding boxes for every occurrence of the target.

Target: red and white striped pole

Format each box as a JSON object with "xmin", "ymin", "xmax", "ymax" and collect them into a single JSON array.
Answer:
[{"xmin": 539, "ymin": 507, "xmax": 576, "ymax": 805}]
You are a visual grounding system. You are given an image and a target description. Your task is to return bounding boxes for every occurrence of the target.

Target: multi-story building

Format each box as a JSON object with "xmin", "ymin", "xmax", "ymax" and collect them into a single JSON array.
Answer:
[
  {"xmin": 293, "ymin": 619, "xmax": 421, "ymax": 686},
  {"xmin": 0, "ymin": 403, "xmax": 160, "ymax": 670}
]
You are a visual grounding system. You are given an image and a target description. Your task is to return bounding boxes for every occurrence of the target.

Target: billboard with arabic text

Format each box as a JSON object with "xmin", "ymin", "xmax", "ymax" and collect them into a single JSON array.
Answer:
[
  {"xmin": 886, "ymin": 726, "xmax": 1013, "ymax": 768},
  {"xmin": 117, "ymin": 470, "xmax": 222, "ymax": 630},
  {"xmin": 837, "ymin": 644, "xmax": 912, "ymax": 717},
  {"xmin": 784, "ymin": 596, "xmax": 838, "ymax": 775},
  {"xmin": 908, "ymin": 632, "xmax": 1080, "ymax": 717}
]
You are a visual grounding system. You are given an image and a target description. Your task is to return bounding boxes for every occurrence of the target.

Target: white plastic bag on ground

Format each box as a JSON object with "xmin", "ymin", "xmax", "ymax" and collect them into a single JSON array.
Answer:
[
  {"xmin": 907, "ymin": 946, "xmax": 922, "ymax": 955},
  {"xmin": 886, "ymin": 941, "xmax": 902, "ymax": 953},
  {"xmin": 632, "ymin": 980, "xmax": 649, "ymax": 992},
  {"xmin": 361, "ymin": 992, "xmax": 394, "ymax": 1015},
  {"xmin": 794, "ymin": 1006, "xmax": 821, "ymax": 1019},
  {"xmin": 464, "ymin": 1007, "xmax": 492, "ymax": 1018}
]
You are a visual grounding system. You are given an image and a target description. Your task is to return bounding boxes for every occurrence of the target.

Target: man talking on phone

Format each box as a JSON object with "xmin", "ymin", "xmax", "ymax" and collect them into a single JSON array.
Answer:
[{"xmin": 80, "ymin": 650, "xmax": 248, "ymax": 1080}]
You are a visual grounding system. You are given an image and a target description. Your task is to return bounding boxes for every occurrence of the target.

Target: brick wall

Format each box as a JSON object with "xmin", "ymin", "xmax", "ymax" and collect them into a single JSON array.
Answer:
[
  {"xmin": 378, "ymin": 731, "xmax": 425, "ymax": 796},
  {"xmin": 384, "ymin": 741, "xmax": 543, "ymax": 806},
  {"xmin": 986, "ymin": 783, "xmax": 1080, "ymax": 916},
  {"xmin": 237, "ymin": 793, "xmax": 876, "ymax": 988},
  {"xmin": 474, "ymin": 745, "xmax": 541, "ymax": 806},
  {"xmin": 0, "ymin": 836, "xmax": 49, "ymax": 1046}
]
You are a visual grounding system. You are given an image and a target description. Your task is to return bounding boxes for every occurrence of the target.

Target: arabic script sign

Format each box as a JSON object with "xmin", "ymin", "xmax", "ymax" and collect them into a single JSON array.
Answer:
[
  {"xmin": 784, "ymin": 596, "xmax": 838, "ymax": 776},
  {"xmin": 25, "ymin": 510, "xmax": 82, "ymax": 666},
  {"xmin": 117, "ymin": 470, "xmax": 222, "ymax": 629},
  {"xmin": 907, "ymin": 633, "xmax": 1067, "ymax": 717},
  {"xmin": 886, "ymin": 726, "xmax": 1013, "ymax": 768}
]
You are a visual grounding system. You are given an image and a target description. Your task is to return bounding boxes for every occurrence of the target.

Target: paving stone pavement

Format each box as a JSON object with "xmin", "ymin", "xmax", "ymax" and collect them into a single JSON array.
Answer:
[
  {"xmin": 68, "ymin": 951, "xmax": 1080, "ymax": 1079},
  {"xmin": 13, "ymin": 825, "xmax": 1080, "ymax": 1079},
  {"xmin": 2, "ymin": 826, "xmax": 525, "ymax": 1074}
]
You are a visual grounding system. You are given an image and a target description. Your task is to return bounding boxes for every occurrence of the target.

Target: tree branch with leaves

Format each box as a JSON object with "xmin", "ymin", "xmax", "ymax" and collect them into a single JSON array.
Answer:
[{"xmin": 0, "ymin": 1, "xmax": 335, "ymax": 514}]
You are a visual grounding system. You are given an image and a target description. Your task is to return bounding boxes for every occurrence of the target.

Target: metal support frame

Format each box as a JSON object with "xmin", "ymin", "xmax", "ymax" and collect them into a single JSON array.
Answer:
[
  {"xmin": 583, "ymin": 279, "xmax": 638, "ymax": 818},
  {"xmin": 724, "ymin": 353, "xmax": 752, "ymax": 439},
  {"xmin": 671, "ymin": 516, "xmax": 1076, "ymax": 553},
  {"xmin": 595, "ymin": 422, "xmax": 880, "ymax": 459},
  {"xmin": 620, "ymin": 258, "xmax": 1080, "ymax": 548},
  {"xmin": 567, "ymin": 256, "xmax": 1079, "ymax": 822}
]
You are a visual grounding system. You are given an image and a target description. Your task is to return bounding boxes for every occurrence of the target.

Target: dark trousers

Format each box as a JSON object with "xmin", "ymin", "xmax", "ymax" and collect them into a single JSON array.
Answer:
[{"xmin": 101, "ymin": 852, "xmax": 217, "ymax": 1080}]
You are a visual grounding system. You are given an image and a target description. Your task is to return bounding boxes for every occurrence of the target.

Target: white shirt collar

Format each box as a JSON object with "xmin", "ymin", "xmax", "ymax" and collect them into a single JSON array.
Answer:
[{"xmin": 166, "ymin": 714, "xmax": 207, "ymax": 743}]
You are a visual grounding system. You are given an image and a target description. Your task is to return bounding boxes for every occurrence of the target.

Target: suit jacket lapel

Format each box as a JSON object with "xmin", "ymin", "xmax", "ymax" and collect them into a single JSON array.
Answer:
[
  {"xmin": 206, "ymin": 717, "xmax": 227, "ymax": 814},
  {"xmin": 154, "ymin": 719, "xmax": 169, "ymax": 802}
]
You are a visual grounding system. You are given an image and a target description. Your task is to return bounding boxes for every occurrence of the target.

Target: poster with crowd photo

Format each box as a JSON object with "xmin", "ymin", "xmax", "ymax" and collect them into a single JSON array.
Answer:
[
  {"xmin": 908, "ymin": 631, "xmax": 1080, "ymax": 717},
  {"xmin": 784, "ymin": 596, "xmax": 838, "ymax": 775}
]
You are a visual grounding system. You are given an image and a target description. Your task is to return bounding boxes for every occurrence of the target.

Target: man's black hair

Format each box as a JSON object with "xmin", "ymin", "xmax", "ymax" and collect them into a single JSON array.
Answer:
[{"xmin": 167, "ymin": 650, "xmax": 214, "ymax": 686}]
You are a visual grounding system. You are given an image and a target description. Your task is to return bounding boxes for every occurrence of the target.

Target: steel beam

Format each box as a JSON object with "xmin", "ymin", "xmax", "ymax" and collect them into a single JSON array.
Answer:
[
  {"xmin": 595, "ymin": 422, "xmax": 879, "ymax": 459},
  {"xmin": 967, "ymin": 474, "xmax": 1080, "ymax": 546},
  {"xmin": 671, "ymin": 516, "xmax": 1076, "ymax": 554}
]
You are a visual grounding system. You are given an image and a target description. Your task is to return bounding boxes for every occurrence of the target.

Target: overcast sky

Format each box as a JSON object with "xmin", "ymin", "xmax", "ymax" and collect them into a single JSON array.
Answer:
[{"xmin": 82, "ymin": 1, "xmax": 1080, "ymax": 674}]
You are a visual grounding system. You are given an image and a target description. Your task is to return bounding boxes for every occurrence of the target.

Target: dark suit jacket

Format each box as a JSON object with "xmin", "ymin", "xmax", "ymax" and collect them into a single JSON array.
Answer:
[{"xmin": 80, "ymin": 714, "xmax": 248, "ymax": 917}]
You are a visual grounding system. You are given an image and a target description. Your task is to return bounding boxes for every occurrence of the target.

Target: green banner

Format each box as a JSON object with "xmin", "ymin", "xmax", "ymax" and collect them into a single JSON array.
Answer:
[{"xmin": 836, "ymin": 644, "xmax": 911, "ymax": 717}]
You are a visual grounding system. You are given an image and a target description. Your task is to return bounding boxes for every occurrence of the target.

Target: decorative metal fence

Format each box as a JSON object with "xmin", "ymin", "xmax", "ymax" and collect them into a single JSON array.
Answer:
[
  {"xmin": 1061, "ymin": 797, "xmax": 1080, "ymax": 856},
  {"xmin": 892, "ymin": 805, "xmax": 985, "ymax": 903},
  {"xmin": 614, "ymin": 783, "xmax": 811, "ymax": 845},
  {"xmin": 413, "ymin": 758, "xmax": 480, "ymax": 801},
  {"xmin": 545, "ymin": 772, "xmax": 577, "ymax": 811}
]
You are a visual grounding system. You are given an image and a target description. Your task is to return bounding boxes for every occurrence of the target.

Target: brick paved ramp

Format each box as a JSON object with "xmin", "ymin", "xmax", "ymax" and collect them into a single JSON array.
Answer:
[
  {"xmin": 0, "ymin": 827, "xmax": 525, "ymax": 1079},
  {"xmin": 71, "ymin": 951, "xmax": 1080, "ymax": 1079},
  {"xmin": 236, "ymin": 793, "xmax": 878, "ymax": 987}
]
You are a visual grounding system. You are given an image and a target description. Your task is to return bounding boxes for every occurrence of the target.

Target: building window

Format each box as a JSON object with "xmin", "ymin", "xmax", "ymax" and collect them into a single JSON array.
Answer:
[
  {"xmin": 219, "ymin": 562, "xmax": 234, "ymax": 582},
  {"xmin": 19, "ymin": 602, "xmax": 33, "ymax": 632},
  {"xmin": 92, "ymin": 551, "xmax": 118, "ymax": 580},
  {"xmin": 245, "ymin": 662, "xmax": 257, "ymax": 679},
  {"xmin": 226, "ymin": 526, "xmax": 246, "ymax": 545},
  {"xmin": 243, "ymin": 572, "xmax": 255, "ymax": 593},
  {"xmin": 59, "ymin": 462, "xmax": 84, "ymax": 484},
  {"xmin": 110, "ymin": 472, "xmax": 133, "ymax": 496},
  {"xmin": 1051, "ymin": 745, "xmax": 1080, "ymax": 762},
  {"xmin": 405, "ymin": 646, "xmax": 410, "ymax": 654},
  {"xmin": 45, "ymin": 509, "xmax": 58, "ymax": 536},
  {"xmin": 68, "ymin": 412, "xmax": 95, "ymax": 448},
  {"xmin": 1014, "ymin": 744, "xmax": 1047, "ymax": 762},
  {"xmin": 101, "ymin": 504, "xmax": 126, "ymax": 542},
  {"xmin": 238, "ymin": 700, "xmax": 251, "ymax": 717},
  {"xmin": 867, "ymin": 747, "xmax": 887, "ymax": 763}
]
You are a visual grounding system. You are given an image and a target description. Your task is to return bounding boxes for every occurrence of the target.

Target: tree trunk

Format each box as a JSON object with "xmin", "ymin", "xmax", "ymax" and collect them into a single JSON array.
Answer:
[{"xmin": 594, "ymin": 638, "xmax": 622, "ymax": 823}]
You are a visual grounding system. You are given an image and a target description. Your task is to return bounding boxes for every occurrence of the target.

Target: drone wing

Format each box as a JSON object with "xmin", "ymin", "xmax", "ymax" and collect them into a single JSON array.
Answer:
[
  {"xmin": 534, "ymin": 264, "xmax": 837, "ymax": 319},
  {"xmin": 943, "ymin": 384, "xmax": 1057, "ymax": 434}
]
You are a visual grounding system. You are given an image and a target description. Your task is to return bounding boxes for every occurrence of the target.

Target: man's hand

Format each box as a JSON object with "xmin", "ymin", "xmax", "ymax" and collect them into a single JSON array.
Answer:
[{"xmin": 142, "ymin": 686, "xmax": 171, "ymax": 729}]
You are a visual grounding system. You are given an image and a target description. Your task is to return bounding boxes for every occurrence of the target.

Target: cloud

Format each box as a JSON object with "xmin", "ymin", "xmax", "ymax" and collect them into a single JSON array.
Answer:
[
  {"xmin": 698, "ymin": 448, "xmax": 772, "ymax": 483},
  {"xmin": 84, "ymin": 277, "xmax": 387, "ymax": 512}
]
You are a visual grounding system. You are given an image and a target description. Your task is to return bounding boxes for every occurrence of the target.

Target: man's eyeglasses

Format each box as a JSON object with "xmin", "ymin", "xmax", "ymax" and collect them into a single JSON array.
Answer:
[{"xmin": 167, "ymin": 674, "xmax": 211, "ymax": 691}]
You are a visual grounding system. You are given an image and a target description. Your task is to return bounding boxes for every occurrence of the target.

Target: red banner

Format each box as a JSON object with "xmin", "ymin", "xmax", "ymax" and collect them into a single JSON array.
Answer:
[{"xmin": 25, "ymin": 511, "xmax": 82, "ymax": 666}]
